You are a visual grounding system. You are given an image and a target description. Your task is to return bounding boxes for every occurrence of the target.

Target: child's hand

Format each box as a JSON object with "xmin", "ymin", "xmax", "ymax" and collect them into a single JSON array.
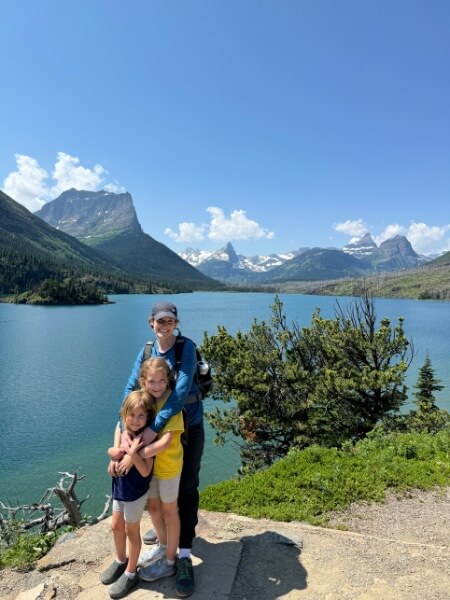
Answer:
[
  {"xmin": 129, "ymin": 435, "xmax": 144, "ymax": 455},
  {"xmin": 116, "ymin": 453, "xmax": 133, "ymax": 476},
  {"xmin": 109, "ymin": 447, "xmax": 126, "ymax": 461},
  {"xmin": 108, "ymin": 460, "xmax": 119, "ymax": 477}
]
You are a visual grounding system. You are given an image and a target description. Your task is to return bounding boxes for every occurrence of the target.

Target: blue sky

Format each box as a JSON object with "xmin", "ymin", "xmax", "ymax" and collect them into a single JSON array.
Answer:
[{"xmin": 1, "ymin": 0, "xmax": 449, "ymax": 257}]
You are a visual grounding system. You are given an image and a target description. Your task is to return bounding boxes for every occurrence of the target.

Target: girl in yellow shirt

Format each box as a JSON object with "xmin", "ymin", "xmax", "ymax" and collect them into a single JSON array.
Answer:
[{"xmin": 136, "ymin": 357, "xmax": 184, "ymax": 582}]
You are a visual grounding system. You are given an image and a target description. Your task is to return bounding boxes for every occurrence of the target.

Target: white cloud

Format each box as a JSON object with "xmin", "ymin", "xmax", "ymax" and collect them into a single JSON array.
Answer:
[
  {"xmin": 406, "ymin": 221, "xmax": 450, "ymax": 255},
  {"xmin": 207, "ymin": 206, "xmax": 275, "ymax": 242},
  {"xmin": 3, "ymin": 154, "xmax": 49, "ymax": 212},
  {"xmin": 373, "ymin": 224, "xmax": 406, "ymax": 246},
  {"xmin": 104, "ymin": 181, "xmax": 126, "ymax": 194},
  {"xmin": 333, "ymin": 219, "xmax": 368, "ymax": 238},
  {"xmin": 50, "ymin": 152, "xmax": 106, "ymax": 197},
  {"xmin": 164, "ymin": 206, "xmax": 275, "ymax": 244},
  {"xmin": 2, "ymin": 152, "xmax": 125, "ymax": 211},
  {"xmin": 165, "ymin": 222, "xmax": 206, "ymax": 243}
]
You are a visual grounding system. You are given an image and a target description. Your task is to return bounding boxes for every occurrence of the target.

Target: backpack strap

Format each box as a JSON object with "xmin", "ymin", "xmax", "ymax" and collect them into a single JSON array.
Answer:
[
  {"xmin": 144, "ymin": 337, "xmax": 186, "ymax": 365},
  {"xmin": 174, "ymin": 335, "xmax": 186, "ymax": 370},
  {"xmin": 174, "ymin": 335, "xmax": 200, "ymax": 405},
  {"xmin": 143, "ymin": 340, "xmax": 154, "ymax": 360}
]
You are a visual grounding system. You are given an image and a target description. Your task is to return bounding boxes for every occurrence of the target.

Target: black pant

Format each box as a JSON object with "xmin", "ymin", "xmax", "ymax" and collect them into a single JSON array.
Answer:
[{"xmin": 178, "ymin": 422, "xmax": 205, "ymax": 549}]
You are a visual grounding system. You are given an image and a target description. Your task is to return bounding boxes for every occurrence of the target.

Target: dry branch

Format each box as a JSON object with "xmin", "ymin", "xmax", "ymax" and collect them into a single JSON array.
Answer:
[{"xmin": 0, "ymin": 471, "xmax": 111, "ymax": 538}]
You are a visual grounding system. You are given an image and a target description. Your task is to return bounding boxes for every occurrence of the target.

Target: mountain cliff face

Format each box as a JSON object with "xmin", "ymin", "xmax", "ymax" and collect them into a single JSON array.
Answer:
[
  {"xmin": 35, "ymin": 190, "xmax": 221, "ymax": 291},
  {"xmin": 374, "ymin": 235, "xmax": 420, "ymax": 270},
  {"xmin": 35, "ymin": 189, "xmax": 142, "ymax": 243}
]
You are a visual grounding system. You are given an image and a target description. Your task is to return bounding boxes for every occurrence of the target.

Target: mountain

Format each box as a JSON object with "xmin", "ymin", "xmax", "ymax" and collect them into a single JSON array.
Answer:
[
  {"xmin": 179, "ymin": 243, "xmax": 306, "ymax": 282},
  {"xmin": 34, "ymin": 189, "xmax": 141, "ymax": 242},
  {"xmin": 418, "ymin": 249, "xmax": 450, "ymax": 267},
  {"xmin": 258, "ymin": 247, "xmax": 372, "ymax": 283},
  {"xmin": 373, "ymin": 235, "xmax": 421, "ymax": 271},
  {"xmin": 259, "ymin": 236, "xmax": 423, "ymax": 283},
  {"xmin": 189, "ymin": 242, "xmax": 245, "ymax": 281},
  {"xmin": 35, "ymin": 189, "xmax": 222, "ymax": 291},
  {"xmin": 182, "ymin": 242, "xmax": 268, "ymax": 281},
  {"xmin": 0, "ymin": 189, "xmax": 137, "ymax": 294},
  {"xmin": 181, "ymin": 234, "xmax": 425, "ymax": 284},
  {"xmin": 343, "ymin": 233, "xmax": 378, "ymax": 259},
  {"xmin": 344, "ymin": 233, "xmax": 423, "ymax": 271},
  {"xmin": 179, "ymin": 248, "xmax": 219, "ymax": 268},
  {"xmin": 242, "ymin": 249, "xmax": 305, "ymax": 272}
]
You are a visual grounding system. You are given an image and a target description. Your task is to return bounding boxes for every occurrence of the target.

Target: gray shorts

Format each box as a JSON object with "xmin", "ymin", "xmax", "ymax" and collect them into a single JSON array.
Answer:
[
  {"xmin": 113, "ymin": 491, "xmax": 148, "ymax": 523},
  {"xmin": 148, "ymin": 473, "xmax": 181, "ymax": 504}
]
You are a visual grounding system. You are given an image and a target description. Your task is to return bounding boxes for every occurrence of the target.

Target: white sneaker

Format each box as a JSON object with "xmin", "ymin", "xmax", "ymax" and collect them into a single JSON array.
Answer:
[{"xmin": 137, "ymin": 543, "xmax": 166, "ymax": 567}]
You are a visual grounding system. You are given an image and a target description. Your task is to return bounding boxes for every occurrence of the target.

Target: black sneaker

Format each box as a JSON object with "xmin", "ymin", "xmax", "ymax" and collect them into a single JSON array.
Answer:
[{"xmin": 175, "ymin": 557, "xmax": 194, "ymax": 597}]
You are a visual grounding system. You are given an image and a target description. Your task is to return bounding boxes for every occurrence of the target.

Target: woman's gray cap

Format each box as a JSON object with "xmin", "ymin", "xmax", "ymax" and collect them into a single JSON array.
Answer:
[{"xmin": 151, "ymin": 301, "xmax": 178, "ymax": 321}]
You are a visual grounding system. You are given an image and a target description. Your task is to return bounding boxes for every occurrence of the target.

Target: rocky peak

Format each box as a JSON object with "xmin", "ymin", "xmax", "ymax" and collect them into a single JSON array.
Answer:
[
  {"xmin": 35, "ymin": 189, "xmax": 142, "ymax": 242},
  {"xmin": 223, "ymin": 242, "xmax": 239, "ymax": 264},
  {"xmin": 343, "ymin": 233, "xmax": 378, "ymax": 258},
  {"xmin": 379, "ymin": 235, "xmax": 418, "ymax": 255},
  {"xmin": 374, "ymin": 235, "xmax": 420, "ymax": 269},
  {"xmin": 203, "ymin": 242, "xmax": 240, "ymax": 265}
]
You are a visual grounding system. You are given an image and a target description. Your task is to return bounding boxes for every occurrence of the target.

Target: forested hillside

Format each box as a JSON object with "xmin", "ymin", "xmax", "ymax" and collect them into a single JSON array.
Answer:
[{"xmin": 0, "ymin": 190, "xmax": 191, "ymax": 295}]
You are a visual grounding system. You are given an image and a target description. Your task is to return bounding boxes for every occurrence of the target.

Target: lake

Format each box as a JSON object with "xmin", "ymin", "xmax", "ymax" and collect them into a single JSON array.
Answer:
[{"xmin": 1, "ymin": 291, "xmax": 449, "ymax": 518}]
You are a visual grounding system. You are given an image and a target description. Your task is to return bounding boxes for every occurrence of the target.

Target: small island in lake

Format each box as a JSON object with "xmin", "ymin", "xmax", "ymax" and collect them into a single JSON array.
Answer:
[{"xmin": 1, "ymin": 277, "xmax": 113, "ymax": 305}]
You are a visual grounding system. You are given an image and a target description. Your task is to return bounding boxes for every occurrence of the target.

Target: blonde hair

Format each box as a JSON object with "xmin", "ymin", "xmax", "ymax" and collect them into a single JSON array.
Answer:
[
  {"xmin": 139, "ymin": 357, "xmax": 173, "ymax": 393},
  {"xmin": 120, "ymin": 389, "xmax": 155, "ymax": 425}
]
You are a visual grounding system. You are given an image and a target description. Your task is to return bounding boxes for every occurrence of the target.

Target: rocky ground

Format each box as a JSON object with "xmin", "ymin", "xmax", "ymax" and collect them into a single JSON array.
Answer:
[
  {"xmin": 326, "ymin": 487, "xmax": 450, "ymax": 547},
  {"xmin": 1, "ymin": 487, "xmax": 449, "ymax": 600}
]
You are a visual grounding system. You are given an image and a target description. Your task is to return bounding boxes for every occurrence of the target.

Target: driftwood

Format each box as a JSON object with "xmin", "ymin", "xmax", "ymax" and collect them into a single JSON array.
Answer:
[{"xmin": 0, "ymin": 471, "xmax": 111, "ymax": 536}]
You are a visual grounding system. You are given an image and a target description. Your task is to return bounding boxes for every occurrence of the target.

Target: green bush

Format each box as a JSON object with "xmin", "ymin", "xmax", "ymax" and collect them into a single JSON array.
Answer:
[
  {"xmin": 200, "ymin": 429, "xmax": 450, "ymax": 526},
  {"xmin": 0, "ymin": 519, "xmax": 74, "ymax": 570}
]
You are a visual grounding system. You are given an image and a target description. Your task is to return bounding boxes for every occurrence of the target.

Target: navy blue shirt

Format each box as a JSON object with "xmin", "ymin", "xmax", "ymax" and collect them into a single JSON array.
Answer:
[{"xmin": 112, "ymin": 466, "xmax": 152, "ymax": 502}]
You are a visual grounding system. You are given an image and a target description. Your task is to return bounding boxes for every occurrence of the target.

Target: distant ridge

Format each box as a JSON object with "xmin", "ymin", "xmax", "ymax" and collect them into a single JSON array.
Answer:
[
  {"xmin": 258, "ymin": 247, "xmax": 371, "ymax": 282},
  {"xmin": 180, "ymin": 235, "xmax": 426, "ymax": 284},
  {"xmin": 180, "ymin": 242, "xmax": 305, "ymax": 282}
]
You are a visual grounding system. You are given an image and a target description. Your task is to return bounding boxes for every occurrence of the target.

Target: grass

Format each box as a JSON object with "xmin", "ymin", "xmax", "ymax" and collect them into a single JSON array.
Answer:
[{"xmin": 199, "ymin": 428, "xmax": 450, "ymax": 526}]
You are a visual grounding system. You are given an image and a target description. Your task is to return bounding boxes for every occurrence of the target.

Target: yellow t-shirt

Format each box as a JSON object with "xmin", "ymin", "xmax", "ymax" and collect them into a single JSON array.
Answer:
[{"xmin": 153, "ymin": 395, "xmax": 184, "ymax": 480}]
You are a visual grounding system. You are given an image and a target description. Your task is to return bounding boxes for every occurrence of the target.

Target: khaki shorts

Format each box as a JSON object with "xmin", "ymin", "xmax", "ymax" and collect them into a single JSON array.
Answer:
[
  {"xmin": 112, "ymin": 491, "xmax": 148, "ymax": 523},
  {"xmin": 148, "ymin": 473, "xmax": 181, "ymax": 504}
]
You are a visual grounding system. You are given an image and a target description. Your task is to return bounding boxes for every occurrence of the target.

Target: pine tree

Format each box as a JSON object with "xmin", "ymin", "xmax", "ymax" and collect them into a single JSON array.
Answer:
[
  {"xmin": 413, "ymin": 355, "xmax": 443, "ymax": 413},
  {"xmin": 202, "ymin": 293, "xmax": 413, "ymax": 473},
  {"xmin": 406, "ymin": 354, "xmax": 450, "ymax": 434}
]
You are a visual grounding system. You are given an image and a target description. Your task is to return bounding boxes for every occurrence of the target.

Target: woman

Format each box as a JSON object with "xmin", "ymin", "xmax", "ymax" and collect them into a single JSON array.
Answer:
[{"xmin": 116, "ymin": 301, "xmax": 203, "ymax": 598}]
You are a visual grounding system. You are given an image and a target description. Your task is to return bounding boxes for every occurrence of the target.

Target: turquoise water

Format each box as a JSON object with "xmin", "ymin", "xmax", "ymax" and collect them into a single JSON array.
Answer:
[{"xmin": 1, "ymin": 292, "xmax": 449, "ymax": 518}]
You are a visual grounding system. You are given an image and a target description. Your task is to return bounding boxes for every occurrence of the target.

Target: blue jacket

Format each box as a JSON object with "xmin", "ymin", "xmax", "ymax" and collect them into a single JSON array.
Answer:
[{"xmin": 124, "ymin": 336, "xmax": 204, "ymax": 431}]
